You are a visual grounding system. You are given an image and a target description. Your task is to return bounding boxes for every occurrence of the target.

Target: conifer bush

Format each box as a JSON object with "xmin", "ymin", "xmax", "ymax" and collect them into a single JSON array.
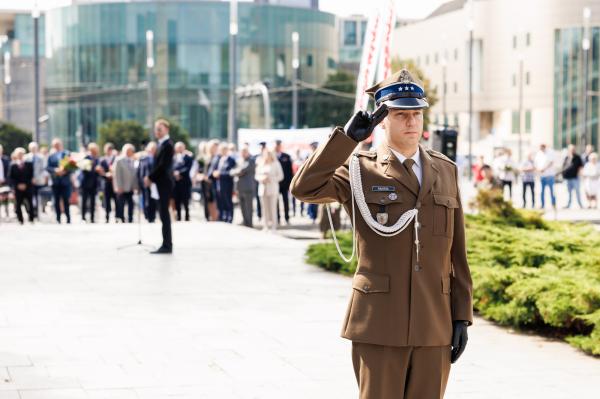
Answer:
[{"xmin": 305, "ymin": 190, "xmax": 600, "ymax": 356}]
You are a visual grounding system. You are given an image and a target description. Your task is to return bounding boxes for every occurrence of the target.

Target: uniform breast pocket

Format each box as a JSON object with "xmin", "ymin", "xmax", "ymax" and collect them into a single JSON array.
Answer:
[
  {"xmin": 363, "ymin": 190, "xmax": 403, "ymax": 226},
  {"xmin": 433, "ymin": 194, "xmax": 459, "ymax": 238}
]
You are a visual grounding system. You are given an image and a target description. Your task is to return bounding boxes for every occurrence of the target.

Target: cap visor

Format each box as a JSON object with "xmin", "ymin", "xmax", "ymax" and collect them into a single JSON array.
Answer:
[{"xmin": 382, "ymin": 98, "xmax": 429, "ymax": 109}]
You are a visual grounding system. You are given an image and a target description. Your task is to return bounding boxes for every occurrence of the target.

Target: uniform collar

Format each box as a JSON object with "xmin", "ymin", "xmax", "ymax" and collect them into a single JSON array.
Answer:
[
  {"xmin": 389, "ymin": 146, "xmax": 421, "ymax": 169},
  {"xmin": 377, "ymin": 143, "xmax": 438, "ymax": 200}
]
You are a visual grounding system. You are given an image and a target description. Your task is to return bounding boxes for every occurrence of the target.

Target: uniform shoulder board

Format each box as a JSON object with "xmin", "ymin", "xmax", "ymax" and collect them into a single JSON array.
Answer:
[
  {"xmin": 427, "ymin": 149, "xmax": 456, "ymax": 165},
  {"xmin": 356, "ymin": 150, "xmax": 377, "ymax": 159}
]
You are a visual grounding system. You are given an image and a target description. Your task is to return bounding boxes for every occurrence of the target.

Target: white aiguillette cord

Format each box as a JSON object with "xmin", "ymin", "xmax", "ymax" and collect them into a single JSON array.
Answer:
[{"xmin": 326, "ymin": 153, "xmax": 420, "ymax": 263}]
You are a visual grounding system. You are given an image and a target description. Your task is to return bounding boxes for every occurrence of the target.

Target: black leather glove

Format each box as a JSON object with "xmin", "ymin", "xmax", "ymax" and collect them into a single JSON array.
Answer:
[
  {"xmin": 343, "ymin": 104, "xmax": 388, "ymax": 142},
  {"xmin": 451, "ymin": 320, "xmax": 469, "ymax": 364}
]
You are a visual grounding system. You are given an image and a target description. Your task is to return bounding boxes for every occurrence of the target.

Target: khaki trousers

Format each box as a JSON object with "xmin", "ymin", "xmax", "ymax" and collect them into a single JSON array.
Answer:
[{"xmin": 352, "ymin": 342, "xmax": 451, "ymax": 399}]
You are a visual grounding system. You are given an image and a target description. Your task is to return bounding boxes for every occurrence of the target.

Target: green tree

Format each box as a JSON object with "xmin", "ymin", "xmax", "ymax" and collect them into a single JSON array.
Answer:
[
  {"xmin": 98, "ymin": 119, "xmax": 190, "ymax": 152},
  {"xmin": 391, "ymin": 58, "xmax": 439, "ymax": 129},
  {"xmin": 304, "ymin": 70, "xmax": 356, "ymax": 127},
  {"xmin": 97, "ymin": 120, "xmax": 147, "ymax": 151},
  {"xmin": 0, "ymin": 121, "xmax": 33, "ymax": 155}
]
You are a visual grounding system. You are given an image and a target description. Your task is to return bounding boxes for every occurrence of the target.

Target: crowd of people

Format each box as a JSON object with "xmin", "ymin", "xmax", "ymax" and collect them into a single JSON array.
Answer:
[
  {"xmin": 4, "ymin": 134, "xmax": 599, "ymax": 229},
  {"xmin": 0, "ymin": 134, "xmax": 321, "ymax": 232},
  {"xmin": 473, "ymin": 143, "xmax": 600, "ymax": 209}
]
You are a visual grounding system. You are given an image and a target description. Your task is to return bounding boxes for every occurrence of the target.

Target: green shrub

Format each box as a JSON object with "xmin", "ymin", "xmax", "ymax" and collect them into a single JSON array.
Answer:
[
  {"xmin": 306, "ymin": 232, "xmax": 357, "ymax": 276},
  {"xmin": 0, "ymin": 121, "xmax": 32, "ymax": 154},
  {"xmin": 305, "ymin": 190, "xmax": 600, "ymax": 356}
]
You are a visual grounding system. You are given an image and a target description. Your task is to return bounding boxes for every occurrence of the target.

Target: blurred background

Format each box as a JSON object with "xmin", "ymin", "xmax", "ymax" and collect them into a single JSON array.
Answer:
[{"xmin": 1, "ymin": 0, "xmax": 597, "ymax": 160}]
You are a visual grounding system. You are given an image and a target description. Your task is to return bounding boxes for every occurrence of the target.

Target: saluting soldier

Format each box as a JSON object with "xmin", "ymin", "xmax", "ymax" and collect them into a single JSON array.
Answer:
[{"xmin": 290, "ymin": 69, "xmax": 473, "ymax": 399}]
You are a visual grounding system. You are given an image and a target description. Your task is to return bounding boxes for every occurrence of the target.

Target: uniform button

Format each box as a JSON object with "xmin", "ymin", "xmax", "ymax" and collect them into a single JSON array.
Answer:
[
  {"xmin": 414, "ymin": 265, "xmax": 422, "ymax": 272},
  {"xmin": 363, "ymin": 284, "xmax": 370, "ymax": 292},
  {"xmin": 447, "ymin": 199, "xmax": 450, "ymax": 205}
]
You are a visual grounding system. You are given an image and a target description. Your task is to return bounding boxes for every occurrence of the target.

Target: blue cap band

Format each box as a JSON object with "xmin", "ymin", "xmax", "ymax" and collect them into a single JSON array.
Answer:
[{"xmin": 374, "ymin": 83, "xmax": 425, "ymax": 105}]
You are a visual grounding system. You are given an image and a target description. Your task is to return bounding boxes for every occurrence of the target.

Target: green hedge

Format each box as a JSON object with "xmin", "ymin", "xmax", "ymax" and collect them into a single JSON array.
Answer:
[{"xmin": 305, "ymin": 190, "xmax": 600, "ymax": 356}]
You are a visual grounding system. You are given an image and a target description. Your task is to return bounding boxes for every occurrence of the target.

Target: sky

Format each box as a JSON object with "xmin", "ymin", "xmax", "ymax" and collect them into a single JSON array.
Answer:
[{"xmin": 0, "ymin": 0, "xmax": 447, "ymax": 19}]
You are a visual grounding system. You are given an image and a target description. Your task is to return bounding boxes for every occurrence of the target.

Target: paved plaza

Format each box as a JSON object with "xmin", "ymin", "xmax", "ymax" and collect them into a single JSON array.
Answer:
[{"xmin": 0, "ymin": 220, "xmax": 599, "ymax": 398}]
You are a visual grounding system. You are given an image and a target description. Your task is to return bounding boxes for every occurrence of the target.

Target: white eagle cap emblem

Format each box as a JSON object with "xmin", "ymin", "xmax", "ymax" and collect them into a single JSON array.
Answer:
[{"xmin": 398, "ymin": 69, "xmax": 414, "ymax": 84}]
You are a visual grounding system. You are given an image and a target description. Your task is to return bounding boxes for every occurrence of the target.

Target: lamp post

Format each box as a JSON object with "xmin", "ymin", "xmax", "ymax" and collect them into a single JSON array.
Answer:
[
  {"xmin": 146, "ymin": 30, "xmax": 155, "ymax": 137},
  {"xmin": 467, "ymin": 2, "xmax": 474, "ymax": 180},
  {"xmin": 32, "ymin": 5, "xmax": 41, "ymax": 143},
  {"xmin": 518, "ymin": 51, "xmax": 524, "ymax": 163},
  {"xmin": 441, "ymin": 54, "xmax": 448, "ymax": 129},
  {"xmin": 292, "ymin": 31, "xmax": 299, "ymax": 129},
  {"xmin": 582, "ymin": 7, "xmax": 591, "ymax": 149},
  {"xmin": 228, "ymin": 0, "xmax": 238, "ymax": 145},
  {"xmin": 440, "ymin": 33, "xmax": 448, "ymax": 129},
  {"xmin": 4, "ymin": 51, "xmax": 10, "ymax": 121}
]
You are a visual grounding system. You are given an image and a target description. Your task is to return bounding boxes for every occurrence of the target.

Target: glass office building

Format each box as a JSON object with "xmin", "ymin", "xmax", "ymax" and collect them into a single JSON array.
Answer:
[
  {"xmin": 44, "ymin": 0, "xmax": 338, "ymax": 147},
  {"xmin": 554, "ymin": 26, "xmax": 600, "ymax": 150}
]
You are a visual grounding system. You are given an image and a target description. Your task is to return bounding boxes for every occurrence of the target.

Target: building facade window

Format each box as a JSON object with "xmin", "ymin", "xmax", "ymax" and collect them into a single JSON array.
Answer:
[
  {"xmin": 554, "ymin": 27, "xmax": 599, "ymax": 149},
  {"xmin": 526, "ymin": 32, "xmax": 531, "ymax": 46},
  {"xmin": 344, "ymin": 20, "xmax": 357, "ymax": 46},
  {"xmin": 44, "ymin": 2, "xmax": 339, "ymax": 143},
  {"xmin": 513, "ymin": 35, "xmax": 517, "ymax": 49},
  {"xmin": 453, "ymin": 82, "xmax": 457, "ymax": 93},
  {"xmin": 525, "ymin": 110, "xmax": 532, "ymax": 133},
  {"xmin": 360, "ymin": 20, "xmax": 367, "ymax": 45},
  {"xmin": 454, "ymin": 48, "xmax": 458, "ymax": 60},
  {"xmin": 327, "ymin": 57, "xmax": 336, "ymax": 69},
  {"xmin": 512, "ymin": 111, "xmax": 520, "ymax": 134},
  {"xmin": 526, "ymin": 71, "xmax": 530, "ymax": 85}
]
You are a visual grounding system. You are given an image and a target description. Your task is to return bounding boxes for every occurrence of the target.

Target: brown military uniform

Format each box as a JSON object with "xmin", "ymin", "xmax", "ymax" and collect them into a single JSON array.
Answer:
[{"xmin": 290, "ymin": 128, "xmax": 473, "ymax": 399}]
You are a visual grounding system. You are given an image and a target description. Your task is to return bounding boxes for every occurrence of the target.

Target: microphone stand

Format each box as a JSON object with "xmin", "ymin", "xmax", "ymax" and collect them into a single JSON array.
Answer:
[{"xmin": 117, "ymin": 190, "xmax": 155, "ymax": 251}]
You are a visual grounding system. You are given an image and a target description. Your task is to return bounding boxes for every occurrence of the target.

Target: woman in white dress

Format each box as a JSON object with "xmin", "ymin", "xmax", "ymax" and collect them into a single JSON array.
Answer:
[
  {"xmin": 582, "ymin": 152, "xmax": 600, "ymax": 208},
  {"xmin": 255, "ymin": 147, "xmax": 284, "ymax": 232}
]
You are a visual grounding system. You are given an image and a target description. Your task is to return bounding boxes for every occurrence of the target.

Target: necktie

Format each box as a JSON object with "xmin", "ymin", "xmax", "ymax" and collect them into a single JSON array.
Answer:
[{"xmin": 403, "ymin": 159, "xmax": 420, "ymax": 192}]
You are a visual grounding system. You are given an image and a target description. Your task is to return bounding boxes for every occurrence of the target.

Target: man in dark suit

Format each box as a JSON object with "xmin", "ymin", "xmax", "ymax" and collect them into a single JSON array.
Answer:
[
  {"xmin": 144, "ymin": 119, "xmax": 175, "ymax": 254},
  {"xmin": 46, "ymin": 138, "xmax": 72, "ymax": 224},
  {"xmin": 212, "ymin": 143, "xmax": 236, "ymax": 223},
  {"xmin": 173, "ymin": 142, "xmax": 194, "ymax": 221},
  {"xmin": 98, "ymin": 143, "xmax": 117, "ymax": 223},
  {"xmin": 275, "ymin": 140, "xmax": 294, "ymax": 224},
  {"xmin": 80, "ymin": 142, "xmax": 100, "ymax": 223},
  {"xmin": 137, "ymin": 142, "xmax": 158, "ymax": 222},
  {"xmin": 0, "ymin": 144, "xmax": 9, "ymax": 187},
  {"xmin": 207, "ymin": 148, "xmax": 222, "ymax": 220},
  {"xmin": 8, "ymin": 147, "xmax": 34, "ymax": 224},
  {"xmin": 0, "ymin": 145, "xmax": 10, "ymax": 218}
]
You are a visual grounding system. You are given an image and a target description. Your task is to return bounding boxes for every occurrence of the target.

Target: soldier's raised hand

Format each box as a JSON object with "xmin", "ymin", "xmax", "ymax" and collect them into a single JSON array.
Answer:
[{"xmin": 343, "ymin": 104, "xmax": 388, "ymax": 142}]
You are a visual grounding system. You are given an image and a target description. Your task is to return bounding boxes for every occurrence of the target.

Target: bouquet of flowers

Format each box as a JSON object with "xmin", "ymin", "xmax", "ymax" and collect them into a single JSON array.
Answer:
[
  {"xmin": 59, "ymin": 155, "xmax": 79, "ymax": 173},
  {"xmin": 78, "ymin": 158, "xmax": 93, "ymax": 172}
]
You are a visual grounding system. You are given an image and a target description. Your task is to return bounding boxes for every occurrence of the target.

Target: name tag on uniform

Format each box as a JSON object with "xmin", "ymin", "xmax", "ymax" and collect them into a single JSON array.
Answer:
[{"xmin": 371, "ymin": 185, "xmax": 396, "ymax": 192}]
